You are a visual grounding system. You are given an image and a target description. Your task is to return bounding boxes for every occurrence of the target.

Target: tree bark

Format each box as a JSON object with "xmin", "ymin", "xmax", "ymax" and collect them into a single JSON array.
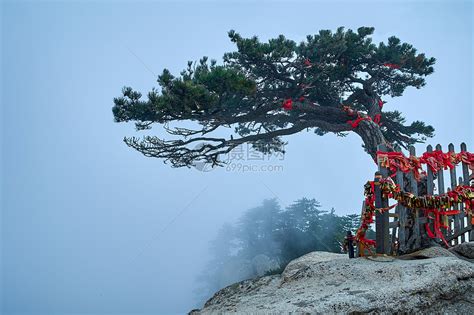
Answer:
[{"xmin": 355, "ymin": 120, "xmax": 390, "ymax": 159}]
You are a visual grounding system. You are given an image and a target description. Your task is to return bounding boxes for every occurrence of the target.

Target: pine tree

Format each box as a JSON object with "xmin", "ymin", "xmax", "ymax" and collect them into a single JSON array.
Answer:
[
  {"xmin": 113, "ymin": 27, "xmax": 435, "ymax": 166},
  {"xmin": 275, "ymin": 198, "xmax": 331, "ymax": 262},
  {"xmin": 235, "ymin": 199, "xmax": 282, "ymax": 260}
]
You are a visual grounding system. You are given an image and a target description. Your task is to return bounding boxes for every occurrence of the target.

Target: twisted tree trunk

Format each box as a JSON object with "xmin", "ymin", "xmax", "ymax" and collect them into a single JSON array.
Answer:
[{"xmin": 355, "ymin": 120, "xmax": 389, "ymax": 159}]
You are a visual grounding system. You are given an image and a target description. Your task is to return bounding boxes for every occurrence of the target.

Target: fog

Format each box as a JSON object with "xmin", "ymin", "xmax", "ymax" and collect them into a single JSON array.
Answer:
[{"xmin": 1, "ymin": 1, "xmax": 472, "ymax": 314}]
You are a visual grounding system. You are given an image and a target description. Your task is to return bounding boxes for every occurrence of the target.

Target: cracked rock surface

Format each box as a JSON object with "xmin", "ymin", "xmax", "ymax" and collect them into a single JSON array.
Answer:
[
  {"xmin": 191, "ymin": 246, "xmax": 474, "ymax": 314},
  {"xmin": 450, "ymin": 242, "xmax": 474, "ymax": 260}
]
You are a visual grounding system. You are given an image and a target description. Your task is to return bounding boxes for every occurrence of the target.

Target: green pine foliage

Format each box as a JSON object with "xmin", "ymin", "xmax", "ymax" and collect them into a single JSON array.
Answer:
[{"xmin": 113, "ymin": 27, "xmax": 436, "ymax": 166}]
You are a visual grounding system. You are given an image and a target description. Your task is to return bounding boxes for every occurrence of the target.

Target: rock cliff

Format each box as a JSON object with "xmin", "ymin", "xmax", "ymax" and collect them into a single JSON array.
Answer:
[{"xmin": 191, "ymin": 244, "xmax": 474, "ymax": 314}]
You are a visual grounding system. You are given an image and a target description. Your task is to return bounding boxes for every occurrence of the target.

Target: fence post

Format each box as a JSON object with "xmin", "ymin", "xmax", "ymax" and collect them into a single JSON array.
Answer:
[
  {"xmin": 407, "ymin": 146, "xmax": 421, "ymax": 250},
  {"xmin": 458, "ymin": 176, "xmax": 467, "ymax": 243},
  {"xmin": 426, "ymin": 145, "xmax": 435, "ymax": 194},
  {"xmin": 394, "ymin": 145, "xmax": 406, "ymax": 254},
  {"xmin": 460, "ymin": 143, "xmax": 473, "ymax": 241},
  {"xmin": 375, "ymin": 144, "xmax": 390, "ymax": 255},
  {"xmin": 448, "ymin": 143, "xmax": 460, "ymax": 245},
  {"xmin": 435, "ymin": 144, "xmax": 448, "ymax": 239},
  {"xmin": 423, "ymin": 145, "xmax": 435, "ymax": 247},
  {"xmin": 460, "ymin": 143, "xmax": 470, "ymax": 185}
]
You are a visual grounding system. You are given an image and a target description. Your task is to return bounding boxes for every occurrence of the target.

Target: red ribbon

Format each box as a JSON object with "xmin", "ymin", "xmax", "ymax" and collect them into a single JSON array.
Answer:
[
  {"xmin": 378, "ymin": 99, "xmax": 384, "ymax": 108},
  {"xmin": 373, "ymin": 114, "xmax": 382, "ymax": 125},
  {"xmin": 383, "ymin": 63, "xmax": 400, "ymax": 69},
  {"xmin": 376, "ymin": 149, "xmax": 474, "ymax": 181},
  {"xmin": 347, "ymin": 115, "xmax": 371, "ymax": 128},
  {"xmin": 358, "ymin": 178, "xmax": 474, "ymax": 250},
  {"xmin": 423, "ymin": 208, "xmax": 459, "ymax": 247},
  {"xmin": 282, "ymin": 99, "xmax": 293, "ymax": 110}
]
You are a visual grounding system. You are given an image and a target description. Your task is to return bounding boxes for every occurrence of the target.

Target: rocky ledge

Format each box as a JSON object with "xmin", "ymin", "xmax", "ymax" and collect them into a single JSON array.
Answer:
[{"xmin": 191, "ymin": 243, "xmax": 474, "ymax": 314}]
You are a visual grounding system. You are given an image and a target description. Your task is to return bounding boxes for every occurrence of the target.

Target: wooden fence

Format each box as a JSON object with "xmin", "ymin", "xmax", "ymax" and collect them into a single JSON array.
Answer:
[{"xmin": 373, "ymin": 143, "xmax": 473, "ymax": 255}]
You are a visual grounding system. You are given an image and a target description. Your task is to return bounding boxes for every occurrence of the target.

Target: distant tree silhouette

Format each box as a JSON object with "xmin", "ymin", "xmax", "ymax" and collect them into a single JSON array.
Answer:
[{"xmin": 196, "ymin": 197, "xmax": 373, "ymax": 306}]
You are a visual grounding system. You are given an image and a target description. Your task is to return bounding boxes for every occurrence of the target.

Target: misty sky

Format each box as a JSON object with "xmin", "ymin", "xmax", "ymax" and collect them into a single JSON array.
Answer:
[{"xmin": 1, "ymin": 0, "xmax": 473, "ymax": 314}]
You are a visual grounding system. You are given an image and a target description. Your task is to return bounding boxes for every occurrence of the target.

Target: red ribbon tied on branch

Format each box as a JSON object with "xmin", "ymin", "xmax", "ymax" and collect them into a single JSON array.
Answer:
[
  {"xmin": 282, "ymin": 99, "xmax": 293, "ymax": 110},
  {"xmin": 373, "ymin": 114, "xmax": 382, "ymax": 125},
  {"xmin": 343, "ymin": 105, "xmax": 383, "ymax": 128},
  {"xmin": 383, "ymin": 63, "xmax": 401, "ymax": 69},
  {"xmin": 346, "ymin": 113, "xmax": 382, "ymax": 128},
  {"xmin": 347, "ymin": 116, "xmax": 371, "ymax": 128}
]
